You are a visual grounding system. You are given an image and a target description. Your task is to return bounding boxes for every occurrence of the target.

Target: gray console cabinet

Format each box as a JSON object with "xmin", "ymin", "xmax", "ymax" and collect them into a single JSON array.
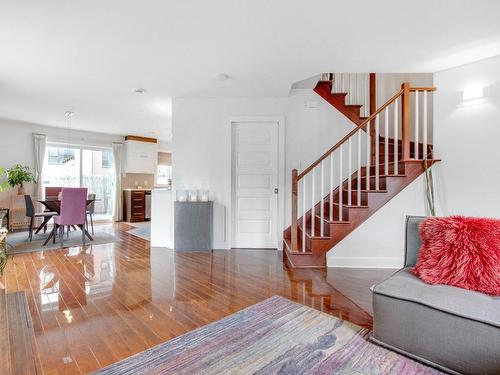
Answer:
[{"xmin": 174, "ymin": 201, "xmax": 213, "ymax": 252}]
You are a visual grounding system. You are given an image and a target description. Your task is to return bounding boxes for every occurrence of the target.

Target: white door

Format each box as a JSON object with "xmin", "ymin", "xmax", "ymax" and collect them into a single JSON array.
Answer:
[{"xmin": 232, "ymin": 121, "xmax": 279, "ymax": 249}]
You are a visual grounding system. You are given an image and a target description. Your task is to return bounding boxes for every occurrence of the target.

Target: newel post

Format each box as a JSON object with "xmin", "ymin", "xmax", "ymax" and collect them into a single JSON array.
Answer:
[
  {"xmin": 401, "ymin": 82, "xmax": 411, "ymax": 161},
  {"xmin": 291, "ymin": 169, "xmax": 298, "ymax": 251}
]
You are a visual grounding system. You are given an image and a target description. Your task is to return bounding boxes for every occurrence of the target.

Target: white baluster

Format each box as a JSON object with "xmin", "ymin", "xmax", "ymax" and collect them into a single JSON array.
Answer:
[
  {"xmin": 384, "ymin": 107, "xmax": 389, "ymax": 176},
  {"xmin": 366, "ymin": 121, "xmax": 371, "ymax": 191},
  {"xmin": 302, "ymin": 177, "xmax": 306, "ymax": 252},
  {"xmin": 423, "ymin": 90, "xmax": 428, "ymax": 160},
  {"xmin": 329, "ymin": 152, "xmax": 333, "ymax": 221},
  {"xmin": 338, "ymin": 146, "xmax": 343, "ymax": 221},
  {"xmin": 311, "ymin": 168, "xmax": 315, "ymax": 236},
  {"xmin": 348, "ymin": 137, "xmax": 352, "ymax": 206},
  {"xmin": 394, "ymin": 98, "xmax": 399, "ymax": 175},
  {"xmin": 414, "ymin": 91, "xmax": 419, "ymax": 159},
  {"xmin": 320, "ymin": 161, "xmax": 324, "ymax": 237},
  {"xmin": 346, "ymin": 74, "xmax": 351, "ymax": 105},
  {"xmin": 357, "ymin": 129, "xmax": 362, "ymax": 205},
  {"xmin": 375, "ymin": 114, "xmax": 380, "ymax": 190},
  {"xmin": 354, "ymin": 74, "xmax": 358, "ymax": 105}
]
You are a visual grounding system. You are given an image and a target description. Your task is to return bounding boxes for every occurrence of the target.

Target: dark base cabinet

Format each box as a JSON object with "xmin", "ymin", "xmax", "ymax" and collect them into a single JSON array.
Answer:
[
  {"xmin": 174, "ymin": 201, "xmax": 213, "ymax": 252},
  {"xmin": 123, "ymin": 190, "xmax": 145, "ymax": 222}
]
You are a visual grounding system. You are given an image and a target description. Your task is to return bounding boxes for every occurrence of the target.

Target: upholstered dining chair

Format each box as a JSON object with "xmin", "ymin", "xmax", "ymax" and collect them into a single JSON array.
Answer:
[
  {"xmin": 24, "ymin": 195, "xmax": 57, "ymax": 242},
  {"xmin": 44, "ymin": 187, "xmax": 88, "ymax": 247},
  {"xmin": 45, "ymin": 186, "xmax": 62, "ymax": 199},
  {"xmin": 86, "ymin": 193, "xmax": 96, "ymax": 235}
]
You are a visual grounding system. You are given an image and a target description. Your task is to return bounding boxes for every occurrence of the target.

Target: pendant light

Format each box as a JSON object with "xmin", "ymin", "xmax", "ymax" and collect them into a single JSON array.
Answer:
[{"xmin": 62, "ymin": 111, "xmax": 75, "ymax": 164}]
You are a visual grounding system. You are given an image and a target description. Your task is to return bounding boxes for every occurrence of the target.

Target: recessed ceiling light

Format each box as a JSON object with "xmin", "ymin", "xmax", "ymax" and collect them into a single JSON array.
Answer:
[
  {"xmin": 216, "ymin": 74, "xmax": 231, "ymax": 82},
  {"xmin": 134, "ymin": 88, "xmax": 146, "ymax": 94}
]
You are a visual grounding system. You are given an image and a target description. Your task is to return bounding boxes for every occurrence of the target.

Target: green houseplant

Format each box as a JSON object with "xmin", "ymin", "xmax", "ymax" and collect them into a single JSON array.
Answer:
[
  {"xmin": 0, "ymin": 167, "xmax": 8, "ymax": 192},
  {"xmin": 4, "ymin": 164, "xmax": 36, "ymax": 195}
]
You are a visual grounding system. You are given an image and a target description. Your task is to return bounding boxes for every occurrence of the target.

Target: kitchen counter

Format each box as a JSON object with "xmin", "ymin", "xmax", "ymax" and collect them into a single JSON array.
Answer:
[{"xmin": 122, "ymin": 188, "xmax": 152, "ymax": 191}]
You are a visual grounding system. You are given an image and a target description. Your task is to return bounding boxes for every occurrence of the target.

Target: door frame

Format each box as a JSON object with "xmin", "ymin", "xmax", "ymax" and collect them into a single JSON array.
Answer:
[{"xmin": 226, "ymin": 116, "xmax": 285, "ymax": 250}]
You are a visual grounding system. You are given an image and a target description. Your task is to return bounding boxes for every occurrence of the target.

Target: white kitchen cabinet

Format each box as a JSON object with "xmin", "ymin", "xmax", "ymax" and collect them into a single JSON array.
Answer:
[{"xmin": 123, "ymin": 139, "xmax": 158, "ymax": 174}]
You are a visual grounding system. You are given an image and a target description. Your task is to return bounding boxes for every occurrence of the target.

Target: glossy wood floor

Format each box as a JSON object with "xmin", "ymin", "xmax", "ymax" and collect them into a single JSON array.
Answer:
[{"xmin": 1, "ymin": 223, "xmax": 379, "ymax": 375}]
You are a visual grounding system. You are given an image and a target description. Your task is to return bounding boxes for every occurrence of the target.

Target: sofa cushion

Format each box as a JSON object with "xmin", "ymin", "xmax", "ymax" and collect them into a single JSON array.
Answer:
[
  {"xmin": 372, "ymin": 268, "xmax": 500, "ymax": 328},
  {"xmin": 414, "ymin": 215, "xmax": 500, "ymax": 296}
]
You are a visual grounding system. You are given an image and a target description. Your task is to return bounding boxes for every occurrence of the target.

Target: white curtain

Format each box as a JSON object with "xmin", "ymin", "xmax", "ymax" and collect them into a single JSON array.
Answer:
[
  {"xmin": 112, "ymin": 142, "xmax": 123, "ymax": 221},
  {"xmin": 32, "ymin": 133, "xmax": 47, "ymax": 199}
]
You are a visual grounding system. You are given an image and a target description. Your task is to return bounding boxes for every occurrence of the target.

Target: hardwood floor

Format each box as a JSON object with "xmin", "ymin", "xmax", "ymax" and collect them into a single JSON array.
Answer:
[{"xmin": 1, "ymin": 223, "xmax": 383, "ymax": 375}]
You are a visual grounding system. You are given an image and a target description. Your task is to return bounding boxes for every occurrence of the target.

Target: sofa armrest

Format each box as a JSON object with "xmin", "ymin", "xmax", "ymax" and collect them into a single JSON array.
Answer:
[{"xmin": 404, "ymin": 215, "xmax": 426, "ymax": 267}]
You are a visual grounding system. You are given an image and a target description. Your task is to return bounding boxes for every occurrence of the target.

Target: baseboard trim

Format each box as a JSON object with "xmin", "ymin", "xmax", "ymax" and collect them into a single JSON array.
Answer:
[{"xmin": 327, "ymin": 256, "xmax": 403, "ymax": 268}]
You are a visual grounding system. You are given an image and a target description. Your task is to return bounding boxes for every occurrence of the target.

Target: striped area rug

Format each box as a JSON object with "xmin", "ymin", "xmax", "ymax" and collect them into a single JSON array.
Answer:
[{"xmin": 93, "ymin": 296, "xmax": 443, "ymax": 375}]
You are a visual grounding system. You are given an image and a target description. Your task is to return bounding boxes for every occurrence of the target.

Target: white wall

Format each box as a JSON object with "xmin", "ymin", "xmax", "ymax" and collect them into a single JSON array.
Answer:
[
  {"xmin": 172, "ymin": 97, "xmax": 286, "ymax": 249},
  {"xmin": 433, "ymin": 55, "xmax": 500, "ymax": 217},
  {"xmin": 0, "ymin": 118, "xmax": 123, "ymax": 208},
  {"xmin": 327, "ymin": 175, "xmax": 427, "ymax": 268},
  {"xmin": 172, "ymin": 90, "xmax": 355, "ymax": 249}
]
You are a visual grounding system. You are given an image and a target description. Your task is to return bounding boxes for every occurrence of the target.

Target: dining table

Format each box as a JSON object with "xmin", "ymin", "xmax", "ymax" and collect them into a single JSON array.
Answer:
[{"xmin": 36, "ymin": 197, "xmax": 96, "ymax": 245}]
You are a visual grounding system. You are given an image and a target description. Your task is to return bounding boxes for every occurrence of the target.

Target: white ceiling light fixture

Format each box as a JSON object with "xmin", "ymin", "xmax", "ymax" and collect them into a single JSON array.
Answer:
[
  {"xmin": 134, "ymin": 88, "xmax": 147, "ymax": 94},
  {"xmin": 63, "ymin": 111, "xmax": 75, "ymax": 164},
  {"xmin": 216, "ymin": 73, "xmax": 231, "ymax": 82},
  {"xmin": 463, "ymin": 85, "xmax": 484, "ymax": 101}
]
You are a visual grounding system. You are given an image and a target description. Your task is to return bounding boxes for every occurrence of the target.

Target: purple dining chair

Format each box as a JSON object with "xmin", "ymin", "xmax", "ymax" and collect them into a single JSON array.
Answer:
[{"xmin": 44, "ymin": 187, "xmax": 90, "ymax": 247}]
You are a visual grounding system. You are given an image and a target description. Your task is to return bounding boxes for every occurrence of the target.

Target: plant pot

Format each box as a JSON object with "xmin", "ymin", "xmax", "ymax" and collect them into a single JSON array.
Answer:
[{"xmin": 17, "ymin": 185, "xmax": 25, "ymax": 195}]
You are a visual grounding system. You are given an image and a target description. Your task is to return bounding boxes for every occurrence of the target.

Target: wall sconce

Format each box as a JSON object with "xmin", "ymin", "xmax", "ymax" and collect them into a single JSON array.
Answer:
[{"xmin": 463, "ymin": 86, "xmax": 484, "ymax": 101}]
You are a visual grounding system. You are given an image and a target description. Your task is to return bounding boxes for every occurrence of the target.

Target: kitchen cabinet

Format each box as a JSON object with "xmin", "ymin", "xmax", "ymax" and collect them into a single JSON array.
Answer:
[
  {"xmin": 123, "ymin": 138, "xmax": 158, "ymax": 174},
  {"xmin": 123, "ymin": 190, "xmax": 151, "ymax": 222}
]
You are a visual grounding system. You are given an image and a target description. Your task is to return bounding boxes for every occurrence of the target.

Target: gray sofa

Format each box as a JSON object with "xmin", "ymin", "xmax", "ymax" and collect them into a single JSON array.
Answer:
[{"xmin": 371, "ymin": 216, "xmax": 500, "ymax": 375}]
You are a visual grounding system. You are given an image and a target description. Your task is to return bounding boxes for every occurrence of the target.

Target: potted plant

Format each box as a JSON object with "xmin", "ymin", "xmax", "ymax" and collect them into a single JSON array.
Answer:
[
  {"xmin": 4, "ymin": 164, "xmax": 36, "ymax": 195},
  {"xmin": 0, "ymin": 167, "xmax": 8, "ymax": 192}
]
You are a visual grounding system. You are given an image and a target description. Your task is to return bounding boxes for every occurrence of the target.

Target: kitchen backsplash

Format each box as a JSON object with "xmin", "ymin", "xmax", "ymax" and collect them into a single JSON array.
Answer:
[{"xmin": 122, "ymin": 173, "xmax": 155, "ymax": 189}]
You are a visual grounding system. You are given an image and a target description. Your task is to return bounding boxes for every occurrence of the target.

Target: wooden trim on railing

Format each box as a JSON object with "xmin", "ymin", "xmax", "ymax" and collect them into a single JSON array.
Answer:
[
  {"xmin": 125, "ymin": 135, "xmax": 158, "ymax": 143},
  {"xmin": 291, "ymin": 169, "xmax": 298, "ymax": 251},
  {"xmin": 401, "ymin": 82, "xmax": 411, "ymax": 161},
  {"xmin": 369, "ymin": 73, "xmax": 376, "ymax": 114},
  {"xmin": 409, "ymin": 87, "xmax": 436, "ymax": 92},
  {"xmin": 369, "ymin": 73, "xmax": 377, "ymax": 164},
  {"xmin": 297, "ymin": 88, "xmax": 403, "ymax": 180}
]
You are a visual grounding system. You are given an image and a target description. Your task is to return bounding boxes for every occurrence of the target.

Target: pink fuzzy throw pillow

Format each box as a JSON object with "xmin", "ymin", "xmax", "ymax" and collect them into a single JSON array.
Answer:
[{"xmin": 413, "ymin": 216, "xmax": 500, "ymax": 296}]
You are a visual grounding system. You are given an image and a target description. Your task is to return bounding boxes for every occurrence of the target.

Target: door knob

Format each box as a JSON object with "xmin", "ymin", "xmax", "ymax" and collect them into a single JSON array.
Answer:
[{"xmin": 274, "ymin": 188, "xmax": 279, "ymax": 194}]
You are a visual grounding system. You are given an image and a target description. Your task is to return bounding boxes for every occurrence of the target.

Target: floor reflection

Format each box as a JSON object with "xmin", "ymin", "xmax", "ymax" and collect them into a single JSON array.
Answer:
[{"xmin": 2, "ymin": 223, "xmax": 376, "ymax": 375}]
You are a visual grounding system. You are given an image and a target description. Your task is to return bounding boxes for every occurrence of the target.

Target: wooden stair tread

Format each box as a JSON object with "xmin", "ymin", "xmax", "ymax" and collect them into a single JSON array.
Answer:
[
  {"xmin": 283, "ymin": 237, "xmax": 312, "ymax": 254},
  {"xmin": 313, "ymin": 215, "xmax": 351, "ymax": 225}
]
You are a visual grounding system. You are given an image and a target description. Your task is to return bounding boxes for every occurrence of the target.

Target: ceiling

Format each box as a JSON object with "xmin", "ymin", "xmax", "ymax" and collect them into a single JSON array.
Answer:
[{"xmin": 1, "ymin": 0, "xmax": 500, "ymax": 141}]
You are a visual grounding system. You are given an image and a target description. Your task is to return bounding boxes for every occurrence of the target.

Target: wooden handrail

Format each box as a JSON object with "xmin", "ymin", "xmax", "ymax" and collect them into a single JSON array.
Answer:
[
  {"xmin": 297, "ymin": 88, "xmax": 404, "ymax": 180},
  {"xmin": 409, "ymin": 87, "xmax": 436, "ymax": 92}
]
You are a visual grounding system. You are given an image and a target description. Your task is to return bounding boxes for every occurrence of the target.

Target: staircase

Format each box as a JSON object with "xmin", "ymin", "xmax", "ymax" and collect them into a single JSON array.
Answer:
[{"xmin": 283, "ymin": 75, "xmax": 437, "ymax": 268}]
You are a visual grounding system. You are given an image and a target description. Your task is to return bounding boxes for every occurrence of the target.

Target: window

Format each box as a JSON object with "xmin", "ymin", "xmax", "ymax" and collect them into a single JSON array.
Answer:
[
  {"xmin": 42, "ymin": 144, "xmax": 115, "ymax": 219},
  {"xmin": 157, "ymin": 152, "xmax": 172, "ymax": 187},
  {"xmin": 157, "ymin": 165, "xmax": 172, "ymax": 186},
  {"xmin": 101, "ymin": 150, "xmax": 113, "ymax": 168},
  {"xmin": 47, "ymin": 147, "xmax": 77, "ymax": 165}
]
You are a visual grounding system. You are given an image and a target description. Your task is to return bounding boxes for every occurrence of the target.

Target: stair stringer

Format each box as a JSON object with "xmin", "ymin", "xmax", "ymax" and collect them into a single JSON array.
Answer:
[{"xmin": 283, "ymin": 160, "xmax": 439, "ymax": 268}]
